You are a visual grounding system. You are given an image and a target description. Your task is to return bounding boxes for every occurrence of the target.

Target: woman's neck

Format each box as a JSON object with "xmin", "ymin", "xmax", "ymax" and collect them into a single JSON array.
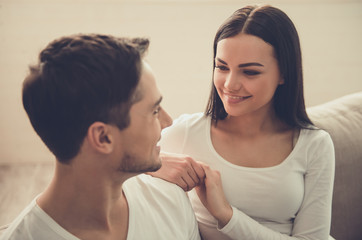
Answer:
[{"xmin": 215, "ymin": 106, "xmax": 288, "ymax": 137}]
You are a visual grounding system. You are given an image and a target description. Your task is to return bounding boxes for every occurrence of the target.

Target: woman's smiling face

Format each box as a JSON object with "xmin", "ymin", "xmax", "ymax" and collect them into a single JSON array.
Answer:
[{"xmin": 213, "ymin": 33, "xmax": 284, "ymax": 118}]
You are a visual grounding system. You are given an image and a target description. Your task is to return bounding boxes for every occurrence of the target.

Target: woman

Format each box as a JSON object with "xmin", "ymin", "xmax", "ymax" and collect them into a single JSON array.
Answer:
[{"xmin": 156, "ymin": 5, "xmax": 335, "ymax": 240}]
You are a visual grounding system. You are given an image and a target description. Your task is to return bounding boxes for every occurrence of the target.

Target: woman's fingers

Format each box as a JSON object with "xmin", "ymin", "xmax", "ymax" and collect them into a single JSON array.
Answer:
[
  {"xmin": 192, "ymin": 160, "xmax": 206, "ymax": 182},
  {"xmin": 148, "ymin": 152, "xmax": 205, "ymax": 191}
]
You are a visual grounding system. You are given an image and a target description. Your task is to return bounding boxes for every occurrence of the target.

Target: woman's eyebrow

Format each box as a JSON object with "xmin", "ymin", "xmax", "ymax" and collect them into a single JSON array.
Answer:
[
  {"xmin": 215, "ymin": 57, "xmax": 227, "ymax": 65},
  {"xmin": 216, "ymin": 58, "xmax": 264, "ymax": 67},
  {"xmin": 238, "ymin": 62, "xmax": 264, "ymax": 68}
]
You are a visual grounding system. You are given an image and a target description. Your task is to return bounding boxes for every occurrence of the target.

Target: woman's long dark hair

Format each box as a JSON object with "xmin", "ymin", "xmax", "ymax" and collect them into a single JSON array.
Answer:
[{"xmin": 205, "ymin": 5, "xmax": 313, "ymax": 128}]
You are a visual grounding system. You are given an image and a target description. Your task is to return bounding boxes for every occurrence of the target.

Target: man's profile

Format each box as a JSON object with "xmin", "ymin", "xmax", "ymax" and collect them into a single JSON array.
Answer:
[{"xmin": 0, "ymin": 34, "xmax": 201, "ymax": 240}]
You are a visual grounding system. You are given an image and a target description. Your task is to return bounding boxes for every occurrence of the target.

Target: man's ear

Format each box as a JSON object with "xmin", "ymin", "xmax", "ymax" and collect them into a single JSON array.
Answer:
[{"xmin": 86, "ymin": 122, "xmax": 114, "ymax": 154}]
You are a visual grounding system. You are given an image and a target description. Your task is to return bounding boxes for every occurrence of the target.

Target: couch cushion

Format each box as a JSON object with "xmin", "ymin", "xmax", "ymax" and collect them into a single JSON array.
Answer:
[{"xmin": 307, "ymin": 92, "xmax": 362, "ymax": 240}]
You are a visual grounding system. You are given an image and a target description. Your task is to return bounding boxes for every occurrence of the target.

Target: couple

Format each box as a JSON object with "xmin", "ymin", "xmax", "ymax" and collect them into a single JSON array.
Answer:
[{"xmin": 1, "ymin": 5, "xmax": 334, "ymax": 240}]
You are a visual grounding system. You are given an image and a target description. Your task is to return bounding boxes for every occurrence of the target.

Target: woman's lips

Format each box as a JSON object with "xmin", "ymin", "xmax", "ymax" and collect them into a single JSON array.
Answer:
[{"xmin": 224, "ymin": 93, "xmax": 252, "ymax": 104}]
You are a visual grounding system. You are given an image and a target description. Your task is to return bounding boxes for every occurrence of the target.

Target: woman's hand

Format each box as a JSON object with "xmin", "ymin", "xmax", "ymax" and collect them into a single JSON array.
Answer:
[
  {"xmin": 147, "ymin": 152, "xmax": 205, "ymax": 191},
  {"xmin": 195, "ymin": 164, "xmax": 233, "ymax": 228}
]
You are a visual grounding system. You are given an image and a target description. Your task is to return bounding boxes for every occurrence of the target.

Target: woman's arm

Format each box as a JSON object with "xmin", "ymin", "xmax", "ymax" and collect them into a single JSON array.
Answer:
[
  {"xmin": 195, "ymin": 164, "xmax": 233, "ymax": 228},
  {"xmin": 195, "ymin": 132, "xmax": 335, "ymax": 240}
]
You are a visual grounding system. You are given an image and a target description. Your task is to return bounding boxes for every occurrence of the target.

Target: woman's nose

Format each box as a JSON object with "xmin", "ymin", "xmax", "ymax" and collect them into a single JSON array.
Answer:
[{"xmin": 224, "ymin": 72, "xmax": 242, "ymax": 92}]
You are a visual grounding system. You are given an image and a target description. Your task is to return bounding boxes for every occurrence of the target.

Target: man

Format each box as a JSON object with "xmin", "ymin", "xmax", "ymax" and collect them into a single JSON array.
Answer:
[{"xmin": 0, "ymin": 34, "xmax": 201, "ymax": 240}]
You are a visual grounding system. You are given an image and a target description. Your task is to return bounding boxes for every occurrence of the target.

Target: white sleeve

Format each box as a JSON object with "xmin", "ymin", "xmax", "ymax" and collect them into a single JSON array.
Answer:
[
  {"xmin": 181, "ymin": 192, "xmax": 202, "ymax": 240},
  {"xmin": 160, "ymin": 114, "xmax": 189, "ymax": 154},
  {"xmin": 219, "ymin": 131, "xmax": 335, "ymax": 240},
  {"xmin": 158, "ymin": 178, "xmax": 201, "ymax": 240}
]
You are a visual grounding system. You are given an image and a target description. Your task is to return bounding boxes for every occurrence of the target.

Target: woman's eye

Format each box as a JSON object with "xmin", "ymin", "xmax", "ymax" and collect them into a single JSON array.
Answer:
[
  {"xmin": 215, "ymin": 65, "xmax": 229, "ymax": 71},
  {"xmin": 244, "ymin": 70, "xmax": 260, "ymax": 76}
]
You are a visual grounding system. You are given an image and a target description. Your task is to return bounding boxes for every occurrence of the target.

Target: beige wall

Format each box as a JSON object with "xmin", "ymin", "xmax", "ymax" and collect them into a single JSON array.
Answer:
[{"xmin": 1, "ymin": 0, "xmax": 361, "ymax": 163}]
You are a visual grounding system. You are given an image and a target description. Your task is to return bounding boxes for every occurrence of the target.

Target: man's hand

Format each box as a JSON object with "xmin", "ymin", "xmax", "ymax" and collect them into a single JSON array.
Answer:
[
  {"xmin": 195, "ymin": 164, "xmax": 233, "ymax": 229},
  {"xmin": 148, "ymin": 152, "xmax": 205, "ymax": 191}
]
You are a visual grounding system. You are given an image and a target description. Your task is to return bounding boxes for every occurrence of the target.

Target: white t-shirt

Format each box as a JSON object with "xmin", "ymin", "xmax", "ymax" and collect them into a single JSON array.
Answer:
[
  {"xmin": 123, "ymin": 174, "xmax": 200, "ymax": 239},
  {"xmin": 0, "ymin": 174, "xmax": 200, "ymax": 240},
  {"xmin": 160, "ymin": 113, "xmax": 335, "ymax": 240}
]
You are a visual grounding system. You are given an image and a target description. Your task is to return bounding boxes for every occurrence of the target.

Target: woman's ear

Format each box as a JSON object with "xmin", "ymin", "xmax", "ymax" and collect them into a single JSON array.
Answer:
[
  {"xmin": 279, "ymin": 77, "xmax": 285, "ymax": 85},
  {"xmin": 86, "ymin": 122, "xmax": 114, "ymax": 154}
]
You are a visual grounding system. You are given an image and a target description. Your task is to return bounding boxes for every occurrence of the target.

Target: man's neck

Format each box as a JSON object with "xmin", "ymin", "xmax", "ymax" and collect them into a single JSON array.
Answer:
[{"xmin": 37, "ymin": 160, "xmax": 131, "ymax": 240}]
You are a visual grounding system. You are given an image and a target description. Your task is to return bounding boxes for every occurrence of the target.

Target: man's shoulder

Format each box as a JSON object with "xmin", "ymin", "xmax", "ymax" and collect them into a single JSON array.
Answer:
[
  {"xmin": 0, "ymin": 199, "xmax": 36, "ymax": 240},
  {"xmin": 123, "ymin": 174, "xmax": 191, "ymax": 214},
  {"xmin": 0, "ymin": 198, "xmax": 79, "ymax": 240},
  {"xmin": 123, "ymin": 174, "xmax": 201, "ymax": 240},
  {"xmin": 125, "ymin": 174, "xmax": 185, "ymax": 198}
]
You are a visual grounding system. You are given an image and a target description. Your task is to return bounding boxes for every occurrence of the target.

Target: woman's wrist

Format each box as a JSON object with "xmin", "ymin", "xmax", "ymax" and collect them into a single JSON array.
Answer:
[{"xmin": 216, "ymin": 205, "xmax": 233, "ymax": 229}]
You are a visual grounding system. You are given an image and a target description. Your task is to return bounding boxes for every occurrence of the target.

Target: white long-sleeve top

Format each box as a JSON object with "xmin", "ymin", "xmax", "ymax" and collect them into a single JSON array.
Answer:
[{"xmin": 160, "ymin": 113, "xmax": 335, "ymax": 240}]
